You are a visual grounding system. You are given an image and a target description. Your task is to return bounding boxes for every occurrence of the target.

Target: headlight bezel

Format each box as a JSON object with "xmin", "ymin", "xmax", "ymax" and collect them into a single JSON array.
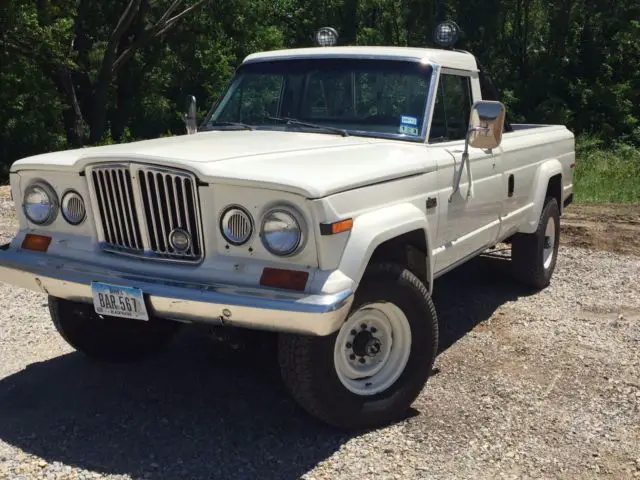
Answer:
[
  {"xmin": 60, "ymin": 189, "xmax": 87, "ymax": 226},
  {"xmin": 219, "ymin": 204, "xmax": 255, "ymax": 246},
  {"xmin": 22, "ymin": 180, "xmax": 59, "ymax": 226},
  {"xmin": 259, "ymin": 205, "xmax": 307, "ymax": 257}
]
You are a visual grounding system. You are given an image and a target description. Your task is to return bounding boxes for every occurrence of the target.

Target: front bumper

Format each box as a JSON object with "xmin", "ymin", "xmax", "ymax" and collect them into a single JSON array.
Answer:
[{"xmin": 0, "ymin": 247, "xmax": 354, "ymax": 336}]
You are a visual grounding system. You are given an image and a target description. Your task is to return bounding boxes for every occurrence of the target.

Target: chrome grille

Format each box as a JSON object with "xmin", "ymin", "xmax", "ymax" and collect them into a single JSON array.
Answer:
[{"xmin": 87, "ymin": 163, "xmax": 204, "ymax": 263}]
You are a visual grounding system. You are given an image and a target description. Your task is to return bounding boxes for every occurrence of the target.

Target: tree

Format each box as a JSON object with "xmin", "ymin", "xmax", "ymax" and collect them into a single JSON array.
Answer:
[
  {"xmin": 1, "ymin": 0, "xmax": 639, "ymax": 175},
  {"xmin": 1, "ymin": 0, "xmax": 206, "ymax": 146}
]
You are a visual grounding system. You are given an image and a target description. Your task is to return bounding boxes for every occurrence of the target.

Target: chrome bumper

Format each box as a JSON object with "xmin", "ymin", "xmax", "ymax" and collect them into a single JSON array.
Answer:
[{"xmin": 0, "ymin": 247, "xmax": 354, "ymax": 336}]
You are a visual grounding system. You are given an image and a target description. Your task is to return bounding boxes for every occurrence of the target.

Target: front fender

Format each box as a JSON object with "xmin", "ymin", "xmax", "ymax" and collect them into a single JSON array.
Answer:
[
  {"xmin": 521, "ymin": 159, "xmax": 562, "ymax": 234},
  {"xmin": 337, "ymin": 203, "xmax": 434, "ymax": 293}
]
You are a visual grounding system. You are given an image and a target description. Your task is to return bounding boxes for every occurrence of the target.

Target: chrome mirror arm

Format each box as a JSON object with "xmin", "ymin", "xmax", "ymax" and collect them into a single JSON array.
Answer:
[{"xmin": 449, "ymin": 126, "xmax": 488, "ymax": 202}]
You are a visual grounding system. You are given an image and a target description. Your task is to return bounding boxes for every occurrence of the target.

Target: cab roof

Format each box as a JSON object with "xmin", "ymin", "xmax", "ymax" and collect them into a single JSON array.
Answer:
[{"xmin": 242, "ymin": 46, "xmax": 479, "ymax": 72}]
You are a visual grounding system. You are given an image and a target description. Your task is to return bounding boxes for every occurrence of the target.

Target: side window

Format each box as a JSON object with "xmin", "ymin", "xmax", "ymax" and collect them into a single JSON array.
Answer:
[{"xmin": 429, "ymin": 74, "xmax": 472, "ymax": 142}]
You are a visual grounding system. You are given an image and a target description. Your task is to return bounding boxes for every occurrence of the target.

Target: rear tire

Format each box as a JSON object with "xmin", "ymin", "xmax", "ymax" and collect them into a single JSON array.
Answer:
[
  {"xmin": 511, "ymin": 196, "xmax": 561, "ymax": 289},
  {"xmin": 278, "ymin": 262, "xmax": 438, "ymax": 431},
  {"xmin": 49, "ymin": 296, "xmax": 181, "ymax": 362}
]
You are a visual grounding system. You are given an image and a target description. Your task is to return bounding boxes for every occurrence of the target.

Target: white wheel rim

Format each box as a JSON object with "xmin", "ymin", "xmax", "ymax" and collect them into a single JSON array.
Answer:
[
  {"xmin": 543, "ymin": 216, "xmax": 556, "ymax": 269},
  {"xmin": 333, "ymin": 302, "xmax": 412, "ymax": 396}
]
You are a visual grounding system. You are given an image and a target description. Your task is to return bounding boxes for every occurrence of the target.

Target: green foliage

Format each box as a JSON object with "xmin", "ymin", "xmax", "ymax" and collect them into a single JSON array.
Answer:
[
  {"xmin": 574, "ymin": 137, "xmax": 640, "ymax": 204},
  {"xmin": 1, "ymin": 0, "xmax": 639, "ymax": 200}
]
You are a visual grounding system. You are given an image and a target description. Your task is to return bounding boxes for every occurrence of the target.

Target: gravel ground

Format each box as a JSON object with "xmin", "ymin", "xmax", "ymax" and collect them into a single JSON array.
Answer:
[{"xmin": 0, "ymin": 188, "xmax": 638, "ymax": 479}]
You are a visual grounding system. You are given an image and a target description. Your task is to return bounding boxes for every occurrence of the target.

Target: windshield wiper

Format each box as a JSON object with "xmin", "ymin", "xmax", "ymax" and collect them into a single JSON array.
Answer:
[
  {"xmin": 202, "ymin": 121, "xmax": 256, "ymax": 131},
  {"xmin": 266, "ymin": 116, "xmax": 349, "ymax": 137}
]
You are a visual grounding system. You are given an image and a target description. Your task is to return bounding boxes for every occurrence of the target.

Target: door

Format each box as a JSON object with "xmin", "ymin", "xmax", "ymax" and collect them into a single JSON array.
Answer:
[{"xmin": 429, "ymin": 72, "xmax": 505, "ymax": 274}]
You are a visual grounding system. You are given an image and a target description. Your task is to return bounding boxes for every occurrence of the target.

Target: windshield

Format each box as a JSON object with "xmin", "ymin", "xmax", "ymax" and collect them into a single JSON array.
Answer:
[{"xmin": 205, "ymin": 58, "xmax": 433, "ymax": 141}]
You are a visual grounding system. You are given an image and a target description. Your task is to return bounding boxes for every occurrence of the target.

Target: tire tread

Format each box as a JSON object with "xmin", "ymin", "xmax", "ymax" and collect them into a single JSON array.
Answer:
[
  {"xmin": 512, "ymin": 196, "xmax": 560, "ymax": 289},
  {"xmin": 278, "ymin": 262, "xmax": 438, "ymax": 430}
]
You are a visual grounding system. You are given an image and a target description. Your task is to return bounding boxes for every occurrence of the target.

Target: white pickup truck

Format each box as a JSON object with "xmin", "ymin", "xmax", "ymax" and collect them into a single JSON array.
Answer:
[{"xmin": 0, "ymin": 24, "xmax": 575, "ymax": 430}]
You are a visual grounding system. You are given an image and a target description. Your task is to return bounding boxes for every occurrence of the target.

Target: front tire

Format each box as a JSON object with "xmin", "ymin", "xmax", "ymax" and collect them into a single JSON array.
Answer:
[
  {"xmin": 49, "ymin": 296, "xmax": 181, "ymax": 362},
  {"xmin": 511, "ymin": 196, "xmax": 561, "ymax": 289},
  {"xmin": 278, "ymin": 262, "xmax": 438, "ymax": 431}
]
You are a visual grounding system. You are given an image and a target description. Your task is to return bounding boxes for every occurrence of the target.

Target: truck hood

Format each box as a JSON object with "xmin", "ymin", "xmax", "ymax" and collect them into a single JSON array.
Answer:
[{"xmin": 11, "ymin": 130, "xmax": 433, "ymax": 198}]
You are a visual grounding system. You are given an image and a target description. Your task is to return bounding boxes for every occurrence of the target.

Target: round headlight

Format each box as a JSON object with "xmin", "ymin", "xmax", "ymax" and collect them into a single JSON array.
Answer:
[
  {"xmin": 23, "ymin": 181, "xmax": 58, "ymax": 225},
  {"xmin": 261, "ymin": 208, "xmax": 303, "ymax": 256},
  {"xmin": 220, "ymin": 206, "xmax": 254, "ymax": 246},
  {"xmin": 61, "ymin": 190, "xmax": 86, "ymax": 225}
]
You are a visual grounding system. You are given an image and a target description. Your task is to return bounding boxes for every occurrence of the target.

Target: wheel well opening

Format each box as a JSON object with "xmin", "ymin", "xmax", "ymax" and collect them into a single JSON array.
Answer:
[
  {"xmin": 368, "ymin": 229, "xmax": 429, "ymax": 288},
  {"xmin": 547, "ymin": 174, "xmax": 562, "ymax": 212}
]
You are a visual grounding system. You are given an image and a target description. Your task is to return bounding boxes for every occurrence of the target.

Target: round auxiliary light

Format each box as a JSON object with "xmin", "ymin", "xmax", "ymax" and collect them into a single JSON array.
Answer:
[
  {"xmin": 261, "ymin": 208, "xmax": 303, "ymax": 256},
  {"xmin": 169, "ymin": 228, "xmax": 192, "ymax": 253},
  {"xmin": 315, "ymin": 27, "xmax": 339, "ymax": 47},
  {"xmin": 61, "ymin": 190, "xmax": 86, "ymax": 225},
  {"xmin": 23, "ymin": 181, "xmax": 58, "ymax": 225},
  {"xmin": 433, "ymin": 20, "xmax": 460, "ymax": 49},
  {"xmin": 220, "ymin": 206, "xmax": 253, "ymax": 246}
]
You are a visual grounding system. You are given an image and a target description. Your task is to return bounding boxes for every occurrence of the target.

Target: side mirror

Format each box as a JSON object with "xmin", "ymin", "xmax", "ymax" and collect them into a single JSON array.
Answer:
[
  {"xmin": 468, "ymin": 100, "xmax": 506, "ymax": 150},
  {"xmin": 183, "ymin": 95, "xmax": 197, "ymax": 135},
  {"xmin": 450, "ymin": 100, "xmax": 506, "ymax": 201}
]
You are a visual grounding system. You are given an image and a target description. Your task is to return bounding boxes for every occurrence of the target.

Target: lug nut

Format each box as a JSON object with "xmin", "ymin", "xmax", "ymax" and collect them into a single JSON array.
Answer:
[
  {"xmin": 360, "ymin": 323, "xmax": 367, "ymax": 330},
  {"xmin": 371, "ymin": 327, "xmax": 377, "ymax": 333},
  {"xmin": 359, "ymin": 357, "xmax": 366, "ymax": 364},
  {"xmin": 346, "ymin": 342, "xmax": 352, "ymax": 349},
  {"xmin": 350, "ymin": 354, "xmax": 356, "ymax": 360},
  {"xmin": 350, "ymin": 329, "xmax": 357, "ymax": 336}
]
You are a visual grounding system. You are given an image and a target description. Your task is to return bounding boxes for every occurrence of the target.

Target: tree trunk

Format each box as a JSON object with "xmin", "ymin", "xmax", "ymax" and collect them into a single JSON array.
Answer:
[
  {"xmin": 341, "ymin": 0, "xmax": 359, "ymax": 44},
  {"xmin": 51, "ymin": 69, "xmax": 86, "ymax": 147},
  {"xmin": 112, "ymin": 0, "xmax": 149, "ymax": 142}
]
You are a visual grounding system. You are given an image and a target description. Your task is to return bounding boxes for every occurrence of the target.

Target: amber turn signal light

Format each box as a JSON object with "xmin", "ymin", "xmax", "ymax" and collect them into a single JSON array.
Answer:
[
  {"xmin": 21, "ymin": 234, "xmax": 52, "ymax": 252},
  {"xmin": 319, "ymin": 218, "xmax": 353, "ymax": 236},
  {"xmin": 260, "ymin": 267, "xmax": 309, "ymax": 291}
]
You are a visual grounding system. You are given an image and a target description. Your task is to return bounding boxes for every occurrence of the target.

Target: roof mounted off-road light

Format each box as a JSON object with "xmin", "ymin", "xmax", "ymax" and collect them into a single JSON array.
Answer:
[
  {"xmin": 315, "ymin": 27, "xmax": 339, "ymax": 47},
  {"xmin": 433, "ymin": 20, "xmax": 460, "ymax": 49}
]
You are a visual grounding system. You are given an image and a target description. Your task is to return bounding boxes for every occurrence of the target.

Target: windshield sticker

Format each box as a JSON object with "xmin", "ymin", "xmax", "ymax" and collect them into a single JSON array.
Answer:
[{"xmin": 399, "ymin": 115, "xmax": 420, "ymax": 136}]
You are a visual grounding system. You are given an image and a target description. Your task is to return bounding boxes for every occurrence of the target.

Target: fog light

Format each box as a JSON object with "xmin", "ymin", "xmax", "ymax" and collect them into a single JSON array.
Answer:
[
  {"xmin": 315, "ymin": 27, "xmax": 339, "ymax": 47},
  {"xmin": 434, "ymin": 20, "xmax": 460, "ymax": 49}
]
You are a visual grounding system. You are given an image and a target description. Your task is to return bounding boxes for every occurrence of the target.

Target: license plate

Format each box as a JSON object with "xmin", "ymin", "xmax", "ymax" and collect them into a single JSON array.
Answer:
[{"xmin": 91, "ymin": 282, "xmax": 149, "ymax": 321}]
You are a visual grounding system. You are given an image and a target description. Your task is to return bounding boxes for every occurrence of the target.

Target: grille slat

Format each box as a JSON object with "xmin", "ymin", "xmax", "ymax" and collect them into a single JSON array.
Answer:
[
  {"xmin": 113, "ymin": 170, "xmax": 133, "ymax": 249},
  {"xmin": 119, "ymin": 170, "xmax": 141, "ymax": 250},
  {"xmin": 172, "ymin": 177, "xmax": 184, "ymax": 234},
  {"xmin": 88, "ymin": 164, "xmax": 203, "ymax": 262},
  {"xmin": 180, "ymin": 177, "xmax": 196, "ymax": 255},
  {"xmin": 145, "ymin": 172, "xmax": 164, "ymax": 252},
  {"xmin": 164, "ymin": 175, "xmax": 176, "ymax": 233},
  {"xmin": 104, "ymin": 172, "xmax": 124, "ymax": 245},
  {"xmin": 109, "ymin": 169, "xmax": 130, "ymax": 249},
  {"xmin": 96, "ymin": 171, "xmax": 116, "ymax": 244},
  {"xmin": 153, "ymin": 173, "xmax": 170, "ymax": 253},
  {"xmin": 184, "ymin": 179, "xmax": 200, "ymax": 256}
]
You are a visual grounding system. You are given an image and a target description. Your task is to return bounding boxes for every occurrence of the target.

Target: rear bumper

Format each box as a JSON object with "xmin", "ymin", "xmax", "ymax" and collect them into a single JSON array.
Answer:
[{"xmin": 0, "ymin": 246, "xmax": 354, "ymax": 336}]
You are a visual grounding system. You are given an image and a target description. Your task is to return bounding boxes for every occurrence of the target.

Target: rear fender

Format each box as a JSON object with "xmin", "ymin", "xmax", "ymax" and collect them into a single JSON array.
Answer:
[{"xmin": 521, "ymin": 159, "xmax": 562, "ymax": 234}]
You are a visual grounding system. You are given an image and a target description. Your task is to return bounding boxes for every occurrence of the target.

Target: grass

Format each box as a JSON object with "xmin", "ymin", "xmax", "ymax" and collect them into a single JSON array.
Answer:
[{"xmin": 573, "ymin": 137, "xmax": 640, "ymax": 204}]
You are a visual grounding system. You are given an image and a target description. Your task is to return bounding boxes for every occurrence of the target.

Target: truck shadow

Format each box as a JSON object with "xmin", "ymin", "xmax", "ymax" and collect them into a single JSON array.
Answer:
[
  {"xmin": 432, "ymin": 248, "xmax": 536, "ymax": 353},
  {"xmin": 0, "ymin": 335, "xmax": 350, "ymax": 479},
  {"xmin": 0, "ymin": 250, "xmax": 535, "ymax": 479}
]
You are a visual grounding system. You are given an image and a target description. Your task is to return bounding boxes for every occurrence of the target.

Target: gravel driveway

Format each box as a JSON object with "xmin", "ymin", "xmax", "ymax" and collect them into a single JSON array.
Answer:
[{"xmin": 0, "ymin": 189, "xmax": 638, "ymax": 479}]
